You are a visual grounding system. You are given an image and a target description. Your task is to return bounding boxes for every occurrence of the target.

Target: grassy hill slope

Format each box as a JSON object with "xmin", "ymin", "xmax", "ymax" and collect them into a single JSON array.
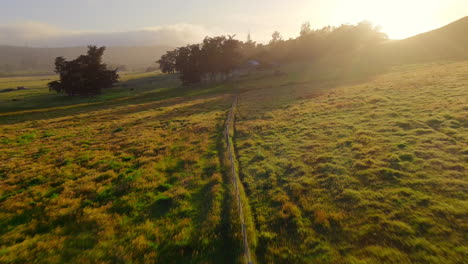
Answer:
[
  {"xmin": 235, "ymin": 61, "xmax": 468, "ymax": 263},
  {"xmin": 0, "ymin": 56, "xmax": 467, "ymax": 263},
  {"xmin": 383, "ymin": 16, "xmax": 468, "ymax": 63},
  {"xmin": 0, "ymin": 73, "xmax": 249, "ymax": 263}
]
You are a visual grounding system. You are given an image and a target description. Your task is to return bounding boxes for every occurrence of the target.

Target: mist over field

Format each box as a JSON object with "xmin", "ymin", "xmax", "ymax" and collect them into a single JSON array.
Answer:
[
  {"xmin": 0, "ymin": 21, "xmax": 211, "ymax": 47},
  {"xmin": 0, "ymin": 22, "xmax": 214, "ymax": 73},
  {"xmin": 0, "ymin": 45, "xmax": 173, "ymax": 73}
]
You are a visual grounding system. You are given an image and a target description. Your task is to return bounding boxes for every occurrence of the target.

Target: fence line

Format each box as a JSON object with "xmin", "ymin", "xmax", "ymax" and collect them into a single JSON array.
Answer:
[{"xmin": 224, "ymin": 96, "xmax": 253, "ymax": 264}]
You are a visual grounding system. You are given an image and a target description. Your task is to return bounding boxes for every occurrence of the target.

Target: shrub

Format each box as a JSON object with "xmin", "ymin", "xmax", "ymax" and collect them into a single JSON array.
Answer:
[
  {"xmin": 426, "ymin": 118, "xmax": 443, "ymax": 128},
  {"xmin": 397, "ymin": 143, "xmax": 407, "ymax": 149},
  {"xmin": 149, "ymin": 195, "xmax": 173, "ymax": 218},
  {"xmin": 399, "ymin": 153, "xmax": 414, "ymax": 162},
  {"xmin": 338, "ymin": 189, "xmax": 362, "ymax": 204},
  {"xmin": 378, "ymin": 168, "xmax": 406, "ymax": 181},
  {"xmin": 317, "ymin": 163, "xmax": 345, "ymax": 175}
]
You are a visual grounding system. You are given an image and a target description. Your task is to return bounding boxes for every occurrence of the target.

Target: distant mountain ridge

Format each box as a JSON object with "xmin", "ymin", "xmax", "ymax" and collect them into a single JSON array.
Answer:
[{"xmin": 0, "ymin": 45, "xmax": 173, "ymax": 74}]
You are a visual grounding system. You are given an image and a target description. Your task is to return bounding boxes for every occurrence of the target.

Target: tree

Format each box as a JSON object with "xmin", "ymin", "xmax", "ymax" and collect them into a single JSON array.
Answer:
[
  {"xmin": 157, "ymin": 21, "xmax": 389, "ymax": 85},
  {"xmin": 160, "ymin": 35, "xmax": 244, "ymax": 85},
  {"xmin": 300, "ymin": 22, "xmax": 312, "ymax": 36},
  {"xmin": 157, "ymin": 50, "xmax": 177, "ymax": 74},
  {"xmin": 48, "ymin": 46, "xmax": 118, "ymax": 96},
  {"xmin": 242, "ymin": 32, "xmax": 257, "ymax": 58},
  {"xmin": 219, "ymin": 35, "xmax": 242, "ymax": 77},
  {"xmin": 200, "ymin": 36, "xmax": 225, "ymax": 80},
  {"xmin": 175, "ymin": 44, "xmax": 203, "ymax": 84},
  {"xmin": 199, "ymin": 35, "xmax": 242, "ymax": 80},
  {"xmin": 270, "ymin": 31, "xmax": 283, "ymax": 44}
]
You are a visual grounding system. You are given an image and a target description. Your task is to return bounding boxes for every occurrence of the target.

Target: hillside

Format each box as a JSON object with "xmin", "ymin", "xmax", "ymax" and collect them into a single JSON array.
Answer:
[
  {"xmin": 0, "ymin": 73, "xmax": 245, "ymax": 263},
  {"xmin": 0, "ymin": 45, "xmax": 172, "ymax": 74},
  {"xmin": 383, "ymin": 16, "xmax": 468, "ymax": 63},
  {"xmin": 1, "ymin": 59, "xmax": 467, "ymax": 263},
  {"xmin": 235, "ymin": 62, "xmax": 467, "ymax": 263}
]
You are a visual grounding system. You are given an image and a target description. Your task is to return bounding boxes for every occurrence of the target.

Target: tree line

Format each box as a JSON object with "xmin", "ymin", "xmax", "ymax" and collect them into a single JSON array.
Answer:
[
  {"xmin": 158, "ymin": 21, "xmax": 387, "ymax": 84},
  {"xmin": 157, "ymin": 35, "xmax": 244, "ymax": 84},
  {"xmin": 46, "ymin": 21, "xmax": 387, "ymax": 95}
]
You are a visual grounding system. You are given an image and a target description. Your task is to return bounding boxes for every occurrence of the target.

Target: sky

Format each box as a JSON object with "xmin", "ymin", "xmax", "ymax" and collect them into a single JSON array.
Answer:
[{"xmin": 0, "ymin": 0, "xmax": 467, "ymax": 47}]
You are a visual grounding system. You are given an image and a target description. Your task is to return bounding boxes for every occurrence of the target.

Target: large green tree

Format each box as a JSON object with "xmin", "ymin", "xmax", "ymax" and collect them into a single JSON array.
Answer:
[
  {"xmin": 160, "ymin": 35, "xmax": 243, "ymax": 85},
  {"xmin": 175, "ymin": 44, "xmax": 203, "ymax": 84},
  {"xmin": 48, "ymin": 46, "xmax": 119, "ymax": 96},
  {"xmin": 157, "ymin": 50, "xmax": 177, "ymax": 74}
]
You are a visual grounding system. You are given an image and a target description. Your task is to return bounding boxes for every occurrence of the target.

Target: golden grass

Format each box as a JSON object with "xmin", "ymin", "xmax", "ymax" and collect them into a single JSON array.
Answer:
[
  {"xmin": 0, "ymin": 89, "xmax": 241, "ymax": 263},
  {"xmin": 1, "ymin": 60, "xmax": 467, "ymax": 263},
  {"xmin": 235, "ymin": 61, "xmax": 468, "ymax": 263}
]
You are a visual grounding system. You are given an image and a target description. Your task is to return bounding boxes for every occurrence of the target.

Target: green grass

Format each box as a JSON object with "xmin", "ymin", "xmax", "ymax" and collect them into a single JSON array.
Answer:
[
  {"xmin": 0, "ymin": 72, "xmax": 182, "ymax": 114},
  {"xmin": 0, "ymin": 61, "xmax": 467, "ymax": 263},
  {"xmin": 235, "ymin": 61, "xmax": 468, "ymax": 263},
  {"xmin": 0, "ymin": 72, "xmax": 244, "ymax": 263}
]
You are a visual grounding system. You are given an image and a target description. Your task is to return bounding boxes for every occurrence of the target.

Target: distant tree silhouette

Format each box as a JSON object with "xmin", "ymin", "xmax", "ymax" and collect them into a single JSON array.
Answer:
[
  {"xmin": 48, "ymin": 46, "xmax": 118, "ymax": 96},
  {"xmin": 270, "ymin": 31, "xmax": 283, "ymax": 45},
  {"xmin": 242, "ymin": 32, "xmax": 257, "ymax": 58},
  {"xmin": 300, "ymin": 22, "xmax": 312, "ymax": 36},
  {"xmin": 262, "ymin": 22, "xmax": 387, "ymax": 63}
]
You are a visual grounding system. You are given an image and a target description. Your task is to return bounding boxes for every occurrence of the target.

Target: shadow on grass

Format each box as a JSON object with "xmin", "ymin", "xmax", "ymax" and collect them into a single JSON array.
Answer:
[
  {"xmin": 0, "ymin": 74, "xmax": 178, "ymax": 120},
  {"xmin": 0, "ymin": 60, "xmax": 391, "ymax": 126}
]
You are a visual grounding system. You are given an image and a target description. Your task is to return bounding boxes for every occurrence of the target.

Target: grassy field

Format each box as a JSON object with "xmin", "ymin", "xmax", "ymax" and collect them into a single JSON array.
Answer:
[
  {"xmin": 0, "ymin": 61, "xmax": 467, "ymax": 263},
  {"xmin": 0, "ymin": 72, "xmax": 171, "ymax": 114},
  {"xmin": 235, "ymin": 61, "xmax": 468, "ymax": 263},
  {"xmin": 0, "ymin": 72, "xmax": 248, "ymax": 263}
]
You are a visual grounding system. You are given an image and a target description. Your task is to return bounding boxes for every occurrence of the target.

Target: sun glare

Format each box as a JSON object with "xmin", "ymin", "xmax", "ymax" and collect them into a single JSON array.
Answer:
[{"xmin": 331, "ymin": 0, "xmax": 444, "ymax": 39}]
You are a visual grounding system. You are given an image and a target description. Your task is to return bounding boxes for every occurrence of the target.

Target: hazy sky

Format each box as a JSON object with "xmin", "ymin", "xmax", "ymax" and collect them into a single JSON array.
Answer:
[{"xmin": 0, "ymin": 0, "xmax": 467, "ymax": 47}]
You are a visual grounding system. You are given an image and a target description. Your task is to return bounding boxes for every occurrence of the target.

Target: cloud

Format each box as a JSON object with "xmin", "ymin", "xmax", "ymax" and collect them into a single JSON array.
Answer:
[
  {"xmin": 0, "ymin": 21, "xmax": 212, "ymax": 47},
  {"xmin": 0, "ymin": 22, "xmax": 65, "ymax": 45}
]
